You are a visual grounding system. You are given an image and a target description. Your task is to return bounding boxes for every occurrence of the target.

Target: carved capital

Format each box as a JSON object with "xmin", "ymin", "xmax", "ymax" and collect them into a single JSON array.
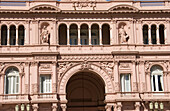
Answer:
[
  {"xmin": 25, "ymin": 62, "xmax": 30, "ymax": 66},
  {"xmin": 135, "ymin": 102, "xmax": 141, "ymax": 110},
  {"xmin": 31, "ymin": 62, "xmax": 39, "ymax": 66},
  {"xmin": 52, "ymin": 103, "xmax": 57, "ymax": 111},
  {"xmin": 32, "ymin": 104, "xmax": 38, "ymax": 111}
]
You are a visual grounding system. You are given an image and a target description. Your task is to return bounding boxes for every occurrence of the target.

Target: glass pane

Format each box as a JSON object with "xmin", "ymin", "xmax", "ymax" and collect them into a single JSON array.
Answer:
[
  {"xmin": 153, "ymin": 75, "xmax": 156, "ymax": 91},
  {"xmin": 158, "ymin": 75, "xmax": 163, "ymax": 91}
]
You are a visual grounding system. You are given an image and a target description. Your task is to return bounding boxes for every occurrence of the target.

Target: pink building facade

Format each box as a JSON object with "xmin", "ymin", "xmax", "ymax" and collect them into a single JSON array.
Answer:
[{"xmin": 0, "ymin": 0, "xmax": 170, "ymax": 111}]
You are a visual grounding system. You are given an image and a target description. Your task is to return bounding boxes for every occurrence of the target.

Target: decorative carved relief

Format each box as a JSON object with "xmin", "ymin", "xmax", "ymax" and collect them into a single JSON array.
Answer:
[
  {"xmin": 79, "ymin": 60, "xmax": 92, "ymax": 70},
  {"xmin": 39, "ymin": 64, "xmax": 52, "ymax": 71},
  {"xmin": 73, "ymin": 2, "xmax": 96, "ymax": 10},
  {"xmin": 119, "ymin": 63, "xmax": 130, "ymax": 69},
  {"xmin": 58, "ymin": 62, "xmax": 73, "ymax": 77},
  {"xmin": 100, "ymin": 62, "xmax": 114, "ymax": 79}
]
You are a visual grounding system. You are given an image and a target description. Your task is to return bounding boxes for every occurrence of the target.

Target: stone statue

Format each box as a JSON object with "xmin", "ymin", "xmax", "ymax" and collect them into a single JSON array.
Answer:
[
  {"xmin": 40, "ymin": 26, "xmax": 50, "ymax": 44},
  {"xmin": 118, "ymin": 25, "xmax": 129, "ymax": 44}
]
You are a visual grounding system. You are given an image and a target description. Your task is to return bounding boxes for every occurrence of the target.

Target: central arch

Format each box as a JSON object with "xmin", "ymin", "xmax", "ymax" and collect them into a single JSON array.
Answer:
[
  {"xmin": 66, "ymin": 71, "xmax": 105, "ymax": 111},
  {"xmin": 58, "ymin": 64, "xmax": 114, "ymax": 110}
]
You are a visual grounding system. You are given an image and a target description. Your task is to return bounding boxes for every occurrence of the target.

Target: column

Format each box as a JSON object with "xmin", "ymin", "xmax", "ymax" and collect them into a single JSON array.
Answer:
[
  {"xmin": 25, "ymin": 62, "xmax": 30, "ymax": 94},
  {"xmin": 0, "ymin": 27, "xmax": 1, "ymax": 45},
  {"xmin": 31, "ymin": 62, "xmax": 39, "ymax": 94},
  {"xmin": 114, "ymin": 60, "xmax": 119, "ymax": 92},
  {"xmin": 135, "ymin": 102, "xmax": 141, "ymax": 111},
  {"xmin": 89, "ymin": 27, "xmax": 91, "ymax": 45},
  {"xmin": 148, "ymin": 26, "xmax": 151, "ymax": 44},
  {"xmin": 32, "ymin": 104, "xmax": 38, "ymax": 111},
  {"xmin": 112, "ymin": 19, "xmax": 117, "ymax": 44},
  {"xmin": 117, "ymin": 102, "xmax": 122, "ymax": 111},
  {"xmin": 0, "ymin": 73, "xmax": 5, "ymax": 94},
  {"xmin": 53, "ymin": 20, "xmax": 57, "ymax": 45},
  {"xmin": 25, "ymin": 20, "xmax": 30, "ymax": 45},
  {"xmin": 67, "ymin": 27, "xmax": 70, "ymax": 45},
  {"xmin": 52, "ymin": 103, "xmax": 57, "ymax": 111},
  {"xmin": 7, "ymin": 27, "xmax": 10, "ymax": 45},
  {"xmin": 19, "ymin": 73, "xmax": 24, "ymax": 94},
  {"xmin": 156, "ymin": 25, "xmax": 160, "ymax": 44},
  {"xmin": 99, "ymin": 25, "xmax": 102, "ymax": 45},
  {"xmin": 61, "ymin": 104, "xmax": 67, "ymax": 111},
  {"xmin": 132, "ymin": 61, "xmax": 137, "ymax": 92},
  {"xmin": 78, "ymin": 25, "xmax": 81, "ymax": 45},
  {"xmin": 110, "ymin": 26, "xmax": 112, "ymax": 45},
  {"xmin": 137, "ymin": 20, "xmax": 143, "ymax": 44},
  {"xmin": 164, "ymin": 26, "xmax": 167, "ymax": 44},
  {"xmin": 139, "ymin": 61, "xmax": 146, "ymax": 92},
  {"xmin": 146, "ymin": 72, "xmax": 151, "ymax": 92},
  {"xmin": 16, "ymin": 27, "xmax": 18, "ymax": 45},
  {"xmin": 52, "ymin": 62, "xmax": 57, "ymax": 93}
]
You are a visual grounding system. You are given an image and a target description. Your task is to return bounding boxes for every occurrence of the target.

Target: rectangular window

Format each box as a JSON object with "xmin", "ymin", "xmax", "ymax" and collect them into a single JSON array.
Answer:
[
  {"xmin": 151, "ymin": 74, "xmax": 163, "ymax": 92},
  {"xmin": 40, "ymin": 75, "xmax": 51, "ymax": 93},
  {"xmin": 120, "ymin": 74, "xmax": 131, "ymax": 92}
]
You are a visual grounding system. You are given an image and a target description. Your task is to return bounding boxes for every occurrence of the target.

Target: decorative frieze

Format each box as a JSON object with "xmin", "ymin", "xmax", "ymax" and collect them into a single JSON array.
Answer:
[
  {"xmin": 35, "ymin": 56, "xmax": 56, "ymax": 61},
  {"xmin": 59, "ymin": 54, "xmax": 113, "ymax": 61},
  {"xmin": 115, "ymin": 55, "xmax": 135, "ymax": 60}
]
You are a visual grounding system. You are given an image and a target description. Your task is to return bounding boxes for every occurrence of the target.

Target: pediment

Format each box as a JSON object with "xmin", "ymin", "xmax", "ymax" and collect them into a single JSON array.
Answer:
[
  {"xmin": 29, "ymin": 4, "xmax": 61, "ymax": 12},
  {"xmin": 108, "ymin": 4, "xmax": 139, "ymax": 13}
]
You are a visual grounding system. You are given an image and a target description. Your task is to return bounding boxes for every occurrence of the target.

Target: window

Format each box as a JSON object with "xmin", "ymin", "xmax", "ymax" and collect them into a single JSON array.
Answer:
[
  {"xmin": 120, "ymin": 74, "xmax": 131, "ymax": 92},
  {"xmin": 5, "ymin": 67, "xmax": 19, "ymax": 94},
  {"xmin": 10, "ymin": 25, "xmax": 16, "ymax": 45},
  {"xmin": 151, "ymin": 65, "xmax": 164, "ymax": 92},
  {"xmin": 151, "ymin": 25, "xmax": 157, "ymax": 44},
  {"xmin": 143, "ymin": 25, "xmax": 148, "ymax": 44},
  {"xmin": 40, "ymin": 75, "xmax": 51, "ymax": 93},
  {"xmin": 1, "ymin": 25, "xmax": 7, "ymax": 45},
  {"xmin": 18, "ymin": 25, "xmax": 25, "ymax": 45}
]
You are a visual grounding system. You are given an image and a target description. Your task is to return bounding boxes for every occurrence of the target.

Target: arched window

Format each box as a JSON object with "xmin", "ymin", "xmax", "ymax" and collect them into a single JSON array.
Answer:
[
  {"xmin": 91, "ymin": 24, "xmax": 99, "ymax": 45},
  {"xmin": 159, "ymin": 24, "xmax": 165, "ymax": 44},
  {"xmin": 80, "ymin": 24, "xmax": 88, "ymax": 45},
  {"xmin": 59, "ymin": 24, "xmax": 67, "ymax": 45},
  {"xmin": 143, "ymin": 25, "xmax": 148, "ymax": 44},
  {"xmin": 151, "ymin": 25, "xmax": 156, "ymax": 44},
  {"xmin": 5, "ymin": 67, "xmax": 19, "ymax": 94},
  {"xmin": 1, "ymin": 25, "xmax": 7, "ymax": 45},
  {"xmin": 70, "ymin": 24, "xmax": 78, "ymax": 45},
  {"xmin": 150, "ymin": 65, "xmax": 164, "ymax": 92},
  {"xmin": 10, "ymin": 25, "xmax": 16, "ymax": 45},
  {"xmin": 102, "ymin": 24, "xmax": 110, "ymax": 45},
  {"xmin": 18, "ymin": 25, "xmax": 25, "ymax": 45}
]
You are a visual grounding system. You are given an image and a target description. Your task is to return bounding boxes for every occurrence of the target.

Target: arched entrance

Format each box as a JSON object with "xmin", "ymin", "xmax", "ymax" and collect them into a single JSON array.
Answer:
[{"xmin": 66, "ymin": 71, "xmax": 106, "ymax": 111}]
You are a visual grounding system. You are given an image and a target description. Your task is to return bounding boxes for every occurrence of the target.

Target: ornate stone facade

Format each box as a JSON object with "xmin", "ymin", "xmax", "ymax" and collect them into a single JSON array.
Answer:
[{"xmin": 0, "ymin": 0, "xmax": 170, "ymax": 111}]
